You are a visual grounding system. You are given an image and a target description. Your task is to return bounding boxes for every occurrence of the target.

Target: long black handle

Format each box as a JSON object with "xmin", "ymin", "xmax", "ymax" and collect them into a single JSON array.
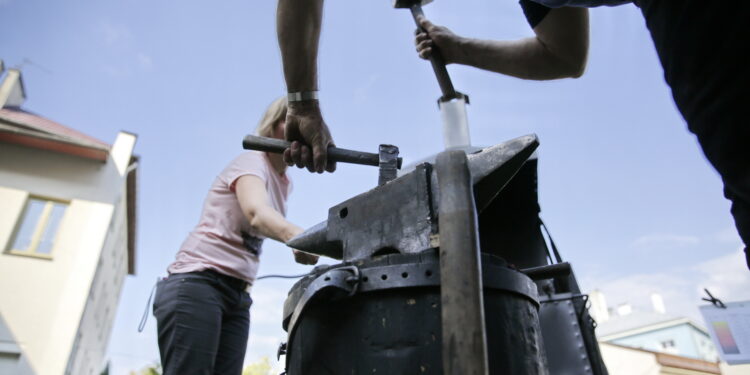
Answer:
[
  {"xmin": 410, "ymin": 4, "xmax": 458, "ymax": 100},
  {"xmin": 242, "ymin": 135, "xmax": 402, "ymax": 169}
]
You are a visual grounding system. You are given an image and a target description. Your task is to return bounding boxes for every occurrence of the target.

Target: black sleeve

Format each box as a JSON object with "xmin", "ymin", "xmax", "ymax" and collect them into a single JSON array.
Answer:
[{"xmin": 519, "ymin": 0, "xmax": 551, "ymax": 28}]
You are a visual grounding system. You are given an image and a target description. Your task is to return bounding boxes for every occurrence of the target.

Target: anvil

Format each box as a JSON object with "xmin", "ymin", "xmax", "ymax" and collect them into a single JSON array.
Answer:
[{"xmin": 288, "ymin": 134, "xmax": 539, "ymax": 262}]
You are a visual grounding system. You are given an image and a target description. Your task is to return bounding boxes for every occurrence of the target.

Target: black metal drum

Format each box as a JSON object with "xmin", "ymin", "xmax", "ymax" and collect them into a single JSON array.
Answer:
[{"xmin": 281, "ymin": 251, "xmax": 547, "ymax": 375}]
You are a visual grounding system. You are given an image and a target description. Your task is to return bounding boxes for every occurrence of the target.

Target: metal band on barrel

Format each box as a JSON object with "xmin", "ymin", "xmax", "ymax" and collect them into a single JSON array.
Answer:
[{"xmin": 282, "ymin": 260, "xmax": 539, "ymax": 332}]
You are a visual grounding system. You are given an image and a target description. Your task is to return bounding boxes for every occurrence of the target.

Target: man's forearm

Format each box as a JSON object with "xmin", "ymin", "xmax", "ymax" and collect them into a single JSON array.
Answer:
[
  {"xmin": 424, "ymin": 7, "xmax": 588, "ymax": 81},
  {"xmin": 453, "ymin": 37, "xmax": 583, "ymax": 80},
  {"xmin": 277, "ymin": 0, "xmax": 324, "ymax": 92}
]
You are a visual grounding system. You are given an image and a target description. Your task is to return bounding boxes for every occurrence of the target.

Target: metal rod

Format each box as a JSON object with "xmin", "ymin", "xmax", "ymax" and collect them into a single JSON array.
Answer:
[
  {"xmin": 409, "ymin": 4, "xmax": 458, "ymax": 100},
  {"xmin": 436, "ymin": 150, "xmax": 488, "ymax": 375},
  {"xmin": 521, "ymin": 262, "xmax": 571, "ymax": 281},
  {"xmin": 242, "ymin": 135, "xmax": 402, "ymax": 169}
]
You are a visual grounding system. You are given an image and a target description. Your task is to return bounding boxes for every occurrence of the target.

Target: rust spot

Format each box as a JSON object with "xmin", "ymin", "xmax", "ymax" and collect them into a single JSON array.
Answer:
[
  {"xmin": 420, "ymin": 365, "xmax": 427, "ymax": 372},
  {"xmin": 407, "ymin": 298, "xmax": 416, "ymax": 305}
]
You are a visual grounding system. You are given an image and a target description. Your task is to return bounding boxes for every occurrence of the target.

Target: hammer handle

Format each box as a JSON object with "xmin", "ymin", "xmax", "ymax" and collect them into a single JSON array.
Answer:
[
  {"xmin": 243, "ymin": 135, "xmax": 401, "ymax": 168},
  {"xmin": 410, "ymin": 4, "xmax": 458, "ymax": 100}
]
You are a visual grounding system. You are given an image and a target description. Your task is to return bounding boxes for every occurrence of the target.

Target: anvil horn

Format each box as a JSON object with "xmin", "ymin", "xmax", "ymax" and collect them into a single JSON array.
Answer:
[
  {"xmin": 468, "ymin": 134, "xmax": 539, "ymax": 213},
  {"xmin": 287, "ymin": 221, "xmax": 343, "ymax": 260}
]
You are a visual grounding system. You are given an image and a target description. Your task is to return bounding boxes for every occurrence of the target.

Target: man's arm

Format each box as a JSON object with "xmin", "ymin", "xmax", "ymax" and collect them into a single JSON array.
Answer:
[
  {"xmin": 415, "ymin": 7, "xmax": 589, "ymax": 80},
  {"xmin": 235, "ymin": 175, "xmax": 318, "ymax": 265},
  {"xmin": 277, "ymin": 0, "xmax": 336, "ymax": 173}
]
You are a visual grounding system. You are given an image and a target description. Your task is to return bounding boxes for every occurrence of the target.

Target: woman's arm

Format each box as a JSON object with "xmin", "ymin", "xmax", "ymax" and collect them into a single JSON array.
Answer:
[
  {"xmin": 235, "ymin": 175, "xmax": 318, "ymax": 264},
  {"xmin": 415, "ymin": 7, "xmax": 589, "ymax": 80}
]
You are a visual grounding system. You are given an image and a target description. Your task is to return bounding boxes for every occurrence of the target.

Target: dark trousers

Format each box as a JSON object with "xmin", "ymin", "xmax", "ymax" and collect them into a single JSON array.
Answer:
[{"xmin": 153, "ymin": 270, "xmax": 253, "ymax": 375}]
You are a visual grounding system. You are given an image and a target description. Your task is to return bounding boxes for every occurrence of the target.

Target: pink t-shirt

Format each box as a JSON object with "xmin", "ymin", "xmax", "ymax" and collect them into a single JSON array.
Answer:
[{"xmin": 167, "ymin": 151, "xmax": 292, "ymax": 284}]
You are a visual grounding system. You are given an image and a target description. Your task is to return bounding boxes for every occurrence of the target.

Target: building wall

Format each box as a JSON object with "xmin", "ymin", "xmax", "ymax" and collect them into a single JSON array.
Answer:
[
  {"xmin": 610, "ymin": 324, "xmax": 712, "ymax": 361},
  {"xmin": 0, "ymin": 133, "xmax": 135, "ymax": 374},
  {"xmin": 66, "ymin": 191, "xmax": 129, "ymax": 375},
  {"xmin": 0, "ymin": 143, "xmax": 123, "ymax": 204},
  {"xmin": 0, "ymin": 186, "xmax": 113, "ymax": 374},
  {"xmin": 600, "ymin": 342, "xmax": 660, "ymax": 375},
  {"xmin": 720, "ymin": 362, "xmax": 750, "ymax": 375},
  {"xmin": 689, "ymin": 328, "xmax": 718, "ymax": 363}
]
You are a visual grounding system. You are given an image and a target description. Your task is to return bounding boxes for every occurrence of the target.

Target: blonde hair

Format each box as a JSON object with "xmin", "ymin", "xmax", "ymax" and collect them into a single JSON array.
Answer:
[{"xmin": 256, "ymin": 96, "xmax": 288, "ymax": 138}]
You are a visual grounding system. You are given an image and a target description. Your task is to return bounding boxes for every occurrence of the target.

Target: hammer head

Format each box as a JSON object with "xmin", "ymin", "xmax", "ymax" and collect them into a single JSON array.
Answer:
[{"xmin": 393, "ymin": 0, "xmax": 433, "ymax": 8}]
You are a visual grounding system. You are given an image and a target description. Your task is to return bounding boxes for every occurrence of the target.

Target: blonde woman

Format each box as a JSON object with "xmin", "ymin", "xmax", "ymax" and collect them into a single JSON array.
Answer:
[{"xmin": 153, "ymin": 97, "xmax": 318, "ymax": 375}]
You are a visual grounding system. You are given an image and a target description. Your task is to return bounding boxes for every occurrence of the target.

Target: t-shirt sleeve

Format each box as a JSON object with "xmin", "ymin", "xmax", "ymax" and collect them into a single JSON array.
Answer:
[
  {"xmin": 222, "ymin": 152, "xmax": 269, "ymax": 192},
  {"xmin": 519, "ymin": 0, "xmax": 552, "ymax": 29}
]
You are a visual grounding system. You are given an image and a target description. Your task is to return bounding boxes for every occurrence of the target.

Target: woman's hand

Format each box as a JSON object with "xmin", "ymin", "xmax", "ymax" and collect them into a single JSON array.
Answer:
[
  {"xmin": 415, "ymin": 16, "xmax": 464, "ymax": 64},
  {"xmin": 293, "ymin": 249, "xmax": 319, "ymax": 265}
]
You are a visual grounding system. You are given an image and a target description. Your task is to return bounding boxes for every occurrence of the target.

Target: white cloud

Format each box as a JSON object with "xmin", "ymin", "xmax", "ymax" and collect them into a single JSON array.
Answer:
[
  {"xmin": 102, "ymin": 65, "xmax": 129, "ymax": 78},
  {"xmin": 100, "ymin": 20, "xmax": 133, "ymax": 46},
  {"xmin": 136, "ymin": 52, "xmax": 154, "ymax": 71},
  {"xmin": 584, "ymin": 249, "xmax": 750, "ymax": 323},
  {"xmin": 250, "ymin": 285, "xmax": 288, "ymax": 325},
  {"xmin": 692, "ymin": 248, "xmax": 750, "ymax": 301},
  {"xmin": 245, "ymin": 283, "xmax": 292, "ymax": 371},
  {"xmin": 632, "ymin": 233, "xmax": 700, "ymax": 249},
  {"xmin": 714, "ymin": 226, "xmax": 742, "ymax": 244}
]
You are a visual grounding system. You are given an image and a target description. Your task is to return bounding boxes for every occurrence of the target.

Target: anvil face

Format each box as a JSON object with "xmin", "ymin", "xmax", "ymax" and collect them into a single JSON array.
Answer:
[{"xmin": 287, "ymin": 134, "xmax": 539, "ymax": 262}]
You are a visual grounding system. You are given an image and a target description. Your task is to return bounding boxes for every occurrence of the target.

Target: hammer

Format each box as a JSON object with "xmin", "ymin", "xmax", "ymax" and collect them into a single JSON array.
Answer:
[
  {"xmin": 242, "ymin": 135, "xmax": 402, "ymax": 185},
  {"xmin": 394, "ymin": 0, "xmax": 458, "ymax": 101}
]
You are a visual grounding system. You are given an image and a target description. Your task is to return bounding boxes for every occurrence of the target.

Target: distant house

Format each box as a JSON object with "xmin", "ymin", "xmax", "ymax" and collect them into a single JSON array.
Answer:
[
  {"xmin": 599, "ymin": 342, "xmax": 722, "ymax": 375},
  {"xmin": 0, "ymin": 64, "xmax": 138, "ymax": 375},
  {"xmin": 590, "ymin": 290, "xmax": 749, "ymax": 375},
  {"xmin": 598, "ymin": 310, "xmax": 719, "ymax": 362}
]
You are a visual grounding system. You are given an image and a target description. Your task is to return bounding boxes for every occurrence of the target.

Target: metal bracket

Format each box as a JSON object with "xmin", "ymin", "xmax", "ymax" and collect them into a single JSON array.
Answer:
[
  {"xmin": 283, "ymin": 266, "xmax": 361, "ymax": 337},
  {"xmin": 277, "ymin": 342, "xmax": 287, "ymax": 360}
]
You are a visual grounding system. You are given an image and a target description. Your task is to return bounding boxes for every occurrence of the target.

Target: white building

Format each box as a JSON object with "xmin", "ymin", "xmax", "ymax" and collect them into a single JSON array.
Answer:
[
  {"xmin": 590, "ymin": 290, "xmax": 750, "ymax": 375},
  {"xmin": 0, "ymin": 64, "xmax": 138, "ymax": 374}
]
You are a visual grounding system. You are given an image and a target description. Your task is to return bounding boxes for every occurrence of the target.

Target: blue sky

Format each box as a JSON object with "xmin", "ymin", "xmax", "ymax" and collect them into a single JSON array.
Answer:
[{"xmin": 2, "ymin": 0, "xmax": 748, "ymax": 373}]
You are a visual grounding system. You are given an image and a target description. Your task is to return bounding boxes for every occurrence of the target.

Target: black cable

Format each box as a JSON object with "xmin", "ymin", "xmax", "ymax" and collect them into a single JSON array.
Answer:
[
  {"xmin": 256, "ymin": 272, "xmax": 312, "ymax": 280},
  {"xmin": 540, "ymin": 218, "xmax": 564, "ymax": 263}
]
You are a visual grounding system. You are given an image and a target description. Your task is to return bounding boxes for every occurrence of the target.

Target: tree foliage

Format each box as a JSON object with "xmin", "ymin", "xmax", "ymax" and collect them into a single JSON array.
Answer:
[
  {"xmin": 243, "ymin": 356, "xmax": 273, "ymax": 375},
  {"xmin": 128, "ymin": 363, "xmax": 162, "ymax": 375}
]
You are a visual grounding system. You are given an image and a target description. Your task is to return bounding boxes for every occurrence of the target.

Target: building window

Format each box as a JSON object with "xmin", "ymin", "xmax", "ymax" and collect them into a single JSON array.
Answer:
[{"xmin": 7, "ymin": 196, "xmax": 68, "ymax": 258}]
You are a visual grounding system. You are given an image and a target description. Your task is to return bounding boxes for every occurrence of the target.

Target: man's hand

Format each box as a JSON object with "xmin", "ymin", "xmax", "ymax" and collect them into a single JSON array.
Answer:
[
  {"xmin": 415, "ymin": 16, "xmax": 464, "ymax": 64},
  {"xmin": 293, "ymin": 249, "xmax": 319, "ymax": 265},
  {"xmin": 283, "ymin": 100, "xmax": 336, "ymax": 174}
]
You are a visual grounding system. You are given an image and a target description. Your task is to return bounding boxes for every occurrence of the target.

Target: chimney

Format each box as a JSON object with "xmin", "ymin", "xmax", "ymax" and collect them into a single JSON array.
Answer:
[
  {"xmin": 651, "ymin": 293, "xmax": 666, "ymax": 314},
  {"xmin": 588, "ymin": 290, "xmax": 610, "ymax": 323},
  {"xmin": 0, "ymin": 67, "xmax": 27, "ymax": 108}
]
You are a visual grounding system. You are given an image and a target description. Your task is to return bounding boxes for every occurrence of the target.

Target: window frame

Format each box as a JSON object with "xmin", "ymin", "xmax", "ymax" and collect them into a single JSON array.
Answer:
[{"xmin": 5, "ymin": 195, "xmax": 70, "ymax": 259}]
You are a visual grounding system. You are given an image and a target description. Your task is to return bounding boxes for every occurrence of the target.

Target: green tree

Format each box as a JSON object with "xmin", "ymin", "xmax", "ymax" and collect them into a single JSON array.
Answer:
[
  {"xmin": 128, "ymin": 363, "xmax": 162, "ymax": 375},
  {"xmin": 243, "ymin": 356, "xmax": 273, "ymax": 375}
]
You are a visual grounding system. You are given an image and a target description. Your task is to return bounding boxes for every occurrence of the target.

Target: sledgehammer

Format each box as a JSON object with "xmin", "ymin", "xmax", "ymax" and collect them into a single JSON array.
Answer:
[{"xmin": 394, "ymin": 0, "xmax": 458, "ymax": 101}]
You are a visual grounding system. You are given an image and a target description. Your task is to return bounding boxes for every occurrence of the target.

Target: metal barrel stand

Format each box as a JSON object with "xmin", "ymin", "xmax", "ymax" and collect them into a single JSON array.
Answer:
[{"xmin": 282, "ymin": 251, "xmax": 546, "ymax": 375}]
